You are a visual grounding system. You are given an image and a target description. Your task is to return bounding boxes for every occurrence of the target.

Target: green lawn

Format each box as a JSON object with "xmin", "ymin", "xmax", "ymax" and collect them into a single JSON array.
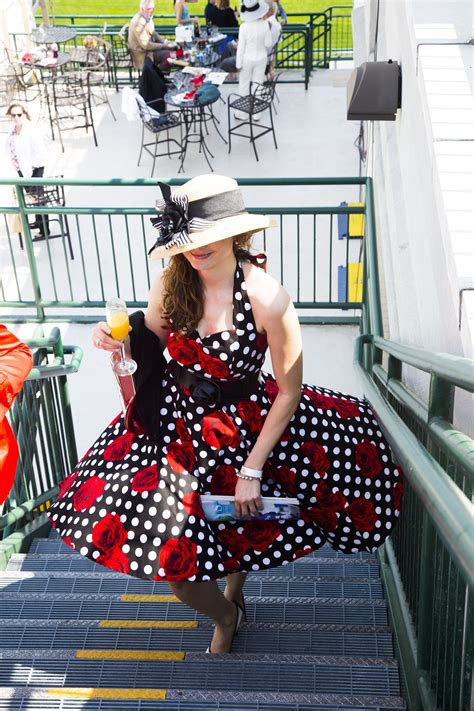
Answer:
[{"xmin": 51, "ymin": 0, "xmax": 352, "ymax": 22}]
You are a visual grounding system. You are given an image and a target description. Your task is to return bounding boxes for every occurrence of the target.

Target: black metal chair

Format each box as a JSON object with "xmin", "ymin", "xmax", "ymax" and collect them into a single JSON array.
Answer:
[
  {"xmin": 20, "ymin": 180, "xmax": 74, "ymax": 259},
  {"xmin": 49, "ymin": 73, "xmax": 98, "ymax": 151},
  {"xmin": 68, "ymin": 39, "xmax": 116, "ymax": 120},
  {"xmin": 0, "ymin": 75, "xmax": 16, "ymax": 133},
  {"xmin": 6, "ymin": 51, "xmax": 43, "ymax": 108},
  {"xmin": 227, "ymin": 79, "xmax": 278, "ymax": 162},
  {"xmin": 112, "ymin": 25, "xmax": 140, "ymax": 90},
  {"xmin": 136, "ymin": 96, "xmax": 184, "ymax": 177},
  {"xmin": 264, "ymin": 67, "xmax": 282, "ymax": 114}
]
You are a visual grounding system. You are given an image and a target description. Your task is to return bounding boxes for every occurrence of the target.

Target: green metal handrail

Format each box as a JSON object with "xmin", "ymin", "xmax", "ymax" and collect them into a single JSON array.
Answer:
[
  {"xmin": 1, "ymin": 176, "xmax": 368, "ymax": 324},
  {"xmin": 357, "ymin": 191, "xmax": 473, "ymax": 711},
  {"xmin": 27, "ymin": 5, "xmax": 353, "ymax": 72},
  {"xmin": 0, "ymin": 328, "xmax": 82, "ymax": 569},
  {"xmin": 355, "ymin": 336, "xmax": 473, "ymax": 588}
]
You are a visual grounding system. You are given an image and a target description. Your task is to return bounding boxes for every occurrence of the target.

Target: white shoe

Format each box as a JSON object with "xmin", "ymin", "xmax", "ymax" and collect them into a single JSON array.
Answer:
[
  {"xmin": 234, "ymin": 112, "xmax": 246, "ymax": 121},
  {"xmin": 252, "ymin": 114, "xmax": 261, "ymax": 122}
]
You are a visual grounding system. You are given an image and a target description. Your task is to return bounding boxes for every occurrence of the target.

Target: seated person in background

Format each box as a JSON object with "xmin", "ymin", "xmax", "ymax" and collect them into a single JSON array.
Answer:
[
  {"xmin": 174, "ymin": 0, "xmax": 197, "ymax": 25},
  {"xmin": 204, "ymin": 0, "xmax": 219, "ymax": 25},
  {"xmin": 213, "ymin": 0, "xmax": 239, "ymax": 29},
  {"xmin": 128, "ymin": 0, "xmax": 175, "ymax": 71}
]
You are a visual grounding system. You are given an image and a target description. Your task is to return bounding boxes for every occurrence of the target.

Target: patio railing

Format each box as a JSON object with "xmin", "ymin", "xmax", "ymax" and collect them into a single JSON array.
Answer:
[
  {"xmin": 0, "ymin": 176, "xmax": 368, "ymax": 324},
  {"xmin": 0, "ymin": 174, "xmax": 472, "ymax": 710},
  {"xmin": 24, "ymin": 5, "xmax": 353, "ymax": 80},
  {"xmin": 356, "ymin": 182, "xmax": 474, "ymax": 711},
  {"xmin": 0, "ymin": 328, "xmax": 82, "ymax": 569}
]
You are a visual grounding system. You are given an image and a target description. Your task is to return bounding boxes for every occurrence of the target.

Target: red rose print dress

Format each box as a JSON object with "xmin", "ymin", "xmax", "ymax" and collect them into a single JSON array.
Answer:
[{"xmin": 48, "ymin": 259, "xmax": 403, "ymax": 581}]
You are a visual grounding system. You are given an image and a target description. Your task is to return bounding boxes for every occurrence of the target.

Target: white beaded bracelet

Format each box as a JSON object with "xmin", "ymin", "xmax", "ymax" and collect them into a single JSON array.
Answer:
[{"xmin": 237, "ymin": 466, "xmax": 263, "ymax": 481}]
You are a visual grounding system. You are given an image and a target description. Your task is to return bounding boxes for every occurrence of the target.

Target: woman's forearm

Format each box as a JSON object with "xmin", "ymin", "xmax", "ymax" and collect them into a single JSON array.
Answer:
[{"xmin": 244, "ymin": 390, "xmax": 300, "ymax": 470}]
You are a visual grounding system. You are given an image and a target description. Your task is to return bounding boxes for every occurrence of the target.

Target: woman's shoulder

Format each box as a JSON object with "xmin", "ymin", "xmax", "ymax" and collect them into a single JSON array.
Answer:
[{"xmin": 242, "ymin": 260, "xmax": 287, "ymax": 315}]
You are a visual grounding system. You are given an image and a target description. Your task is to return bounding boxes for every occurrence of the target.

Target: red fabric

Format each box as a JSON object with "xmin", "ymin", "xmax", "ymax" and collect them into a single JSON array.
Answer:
[{"xmin": 0, "ymin": 327, "xmax": 33, "ymax": 505}]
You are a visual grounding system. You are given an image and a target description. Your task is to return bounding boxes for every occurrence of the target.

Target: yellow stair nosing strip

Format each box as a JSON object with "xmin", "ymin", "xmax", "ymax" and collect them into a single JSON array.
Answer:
[
  {"xmin": 99, "ymin": 619, "xmax": 198, "ymax": 629},
  {"xmin": 76, "ymin": 649, "xmax": 185, "ymax": 661},
  {"xmin": 121, "ymin": 594, "xmax": 180, "ymax": 602},
  {"xmin": 47, "ymin": 688, "xmax": 167, "ymax": 700}
]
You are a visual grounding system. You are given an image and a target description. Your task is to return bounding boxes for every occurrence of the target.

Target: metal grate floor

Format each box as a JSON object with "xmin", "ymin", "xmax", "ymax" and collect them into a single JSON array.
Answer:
[
  {"xmin": 0, "ymin": 694, "xmax": 407, "ymax": 710},
  {"xmin": 7, "ymin": 554, "xmax": 381, "ymax": 579},
  {"xmin": 0, "ymin": 656, "xmax": 401, "ymax": 694},
  {"xmin": 0, "ymin": 531, "xmax": 405, "ymax": 709},
  {"xmin": 0, "ymin": 622, "xmax": 394, "ymax": 657},
  {"xmin": 0, "ymin": 573, "xmax": 384, "ymax": 600}
]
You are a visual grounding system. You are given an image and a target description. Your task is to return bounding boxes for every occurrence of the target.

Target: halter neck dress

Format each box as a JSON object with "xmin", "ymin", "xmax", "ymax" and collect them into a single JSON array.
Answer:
[{"xmin": 48, "ymin": 258, "xmax": 403, "ymax": 581}]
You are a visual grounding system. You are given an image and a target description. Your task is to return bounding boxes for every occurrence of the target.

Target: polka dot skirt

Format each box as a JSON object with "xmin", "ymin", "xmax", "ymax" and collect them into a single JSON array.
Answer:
[{"xmin": 48, "ymin": 260, "xmax": 403, "ymax": 582}]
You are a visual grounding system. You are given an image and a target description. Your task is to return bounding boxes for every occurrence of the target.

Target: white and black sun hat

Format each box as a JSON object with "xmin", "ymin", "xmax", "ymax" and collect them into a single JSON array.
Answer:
[
  {"xmin": 240, "ymin": 0, "xmax": 269, "ymax": 22},
  {"xmin": 148, "ymin": 174, "xmax": 275, "ymax": 260}
]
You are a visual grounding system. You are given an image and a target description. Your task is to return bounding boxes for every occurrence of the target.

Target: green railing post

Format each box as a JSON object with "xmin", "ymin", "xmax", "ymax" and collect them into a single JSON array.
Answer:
[
  {"xmin": 325, "ymin": 10, "xmax": 330, "ymax": 67},
  {"xmin": 416, "ymin": 513, "xmax": 438, "ymax": 707},
  {"xmin": 364, "ymin": 178, "xmax": 383, "ymax": 338},
  {"xmin": 15, "ymin": 183, "xmax": 45, "ymax": 320}
]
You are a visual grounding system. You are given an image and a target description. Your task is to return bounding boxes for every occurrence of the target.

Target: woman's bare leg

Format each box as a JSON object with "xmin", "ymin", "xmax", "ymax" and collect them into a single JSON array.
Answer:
[
  {"xmin": 168, "ymin": 579, "xmax": 240, "ymax": 653},
  {"xmin": 224, "ymin": 571, "xmax": 247, "ymax": 603},
  {"xmin": 224, "ymin": 571, "xmax": 248, "ymax": 619}
]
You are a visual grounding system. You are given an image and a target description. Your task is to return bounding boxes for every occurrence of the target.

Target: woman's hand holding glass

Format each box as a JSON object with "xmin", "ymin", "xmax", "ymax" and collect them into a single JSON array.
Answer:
[
  {"xmin": 93, "ymin": 299, "xmax": 137, "ymax": 377},
  {"xmin": 91, "ymin": 322, "xmax": 124, "ymax": 353}
]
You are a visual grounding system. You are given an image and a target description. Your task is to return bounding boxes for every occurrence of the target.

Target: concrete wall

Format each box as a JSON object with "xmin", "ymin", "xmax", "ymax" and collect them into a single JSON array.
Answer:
[
  {"xmin": 352, "ymin": 0, "xmax": 473, "ymax": 435},
  {"xmin": 352, "ymin": 0, "xmax": 473, "ymax": 359}
]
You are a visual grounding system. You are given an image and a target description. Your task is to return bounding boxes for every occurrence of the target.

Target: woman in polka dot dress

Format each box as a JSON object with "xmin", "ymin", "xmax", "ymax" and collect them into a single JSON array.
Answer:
[{"xmin": 48, "ymin": 175, "xmax": 403, "ymax": 654}]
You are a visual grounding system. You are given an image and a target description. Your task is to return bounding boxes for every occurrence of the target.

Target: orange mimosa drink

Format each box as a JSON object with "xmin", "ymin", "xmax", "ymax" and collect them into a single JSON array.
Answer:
[
  {"xmin": 107, "ymin": 311, "xmax": 130, "ymax": 342},
  {"xmin": 105, "ymin": 298, "xmax": 137, "ymax": 376}
]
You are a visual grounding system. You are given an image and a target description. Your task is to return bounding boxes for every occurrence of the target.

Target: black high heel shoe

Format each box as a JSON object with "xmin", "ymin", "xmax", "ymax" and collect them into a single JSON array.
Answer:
[
  {"xmin": 206, "ymin": 601, "xmax": 244, "ymax": 654},
  {"xmin": 239, "ymin": 593, "xmax": 248, "ymax": 623}
]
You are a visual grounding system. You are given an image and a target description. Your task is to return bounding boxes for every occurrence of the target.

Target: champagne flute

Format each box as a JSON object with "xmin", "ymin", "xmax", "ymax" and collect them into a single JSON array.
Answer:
[{"xmin": 105, "ymin": 298, "xmax": 137, "ymax": 376}]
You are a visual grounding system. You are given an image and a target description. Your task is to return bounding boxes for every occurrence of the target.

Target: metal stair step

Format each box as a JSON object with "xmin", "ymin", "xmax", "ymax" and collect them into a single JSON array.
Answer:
[
  {"xmin": 0, "ymin": 653, "xmax": 402, "ymax": 696},
  {"xmin": 0, "ymin": 687, "xmax": 407, "ymax": 710},
  {"xmin": 0, "ymin": 620, "xmax": 394, "ymax": 657},
  {"xmin": 7, "ymin": 553, "xmax": 380, "ymax": 578},
  {"xmin": 0, "ymin": 571, "xmax": 384, "ymax": 599},
  {"xmin": 0, "ymin": 592, "xmax": 388, "ymax": 625},
  {"xmin": 30, "ymin": 538, "xmax": 379, "ymax": 562}
]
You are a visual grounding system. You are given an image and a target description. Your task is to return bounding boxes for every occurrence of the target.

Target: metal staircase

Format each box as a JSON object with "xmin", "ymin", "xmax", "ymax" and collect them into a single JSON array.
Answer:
[{"xmin": 0, "ymin": 527, "xmax": 405, "ymax": 710}]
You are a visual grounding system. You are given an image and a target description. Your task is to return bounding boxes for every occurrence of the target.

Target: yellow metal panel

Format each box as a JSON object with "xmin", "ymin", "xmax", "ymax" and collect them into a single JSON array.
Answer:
[
  {"xmin": 348, "ymin": 202, "xmax": 365, "ymax": 238},
  {"xmin": 47, "ymin": 688, "xmax": 167, "ymax": 700},
  {"xmin": 76, "ymin": 649, "xmax": 185, "ymax": 661},
  {"xmin": 348, "ymin": 262, "xmax": 363, "ymax": 302},
  {"xmin": 99, "ymin": 619, "xmax": 198, "ymax": 629},
  {"xmin": 121, "ymin": 594, "xmax": 180, "ymax": 602}
]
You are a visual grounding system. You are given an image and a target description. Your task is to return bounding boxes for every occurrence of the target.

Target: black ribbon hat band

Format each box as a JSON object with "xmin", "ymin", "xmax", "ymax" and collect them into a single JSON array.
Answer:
[
  {"xmin": 148, "ymin": 183, "xmax": 247, "ymax": 254},
  {"xmin": 241, "ymin": 2, "xmax": 261, "ymax": 12}
]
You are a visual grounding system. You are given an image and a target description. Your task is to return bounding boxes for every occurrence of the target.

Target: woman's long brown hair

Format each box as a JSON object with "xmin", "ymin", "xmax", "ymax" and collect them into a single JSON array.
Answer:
[{"xmin": 161, "ymin": 233, "xmax": 253, "ymax": 334}]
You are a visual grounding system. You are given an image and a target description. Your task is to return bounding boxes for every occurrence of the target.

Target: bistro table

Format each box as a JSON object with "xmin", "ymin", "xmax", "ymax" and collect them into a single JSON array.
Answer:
[
  {"xmin": 168, "ymin": 48, "xmax": 221, "ymax": 71},
  {"xmin": 27, "ymin": 51, "xmax": 71, "ymax": 69},
  {"xmin": 30, "ymin": 25, "xmax": 77, "ymax": 44},
  {"xmin": 24, "ymin": 52, "xmax": 71, "ymax": 139},
  {"xmin": 165, "ymin": 80, "xmax": 226, "ymax": 172}
]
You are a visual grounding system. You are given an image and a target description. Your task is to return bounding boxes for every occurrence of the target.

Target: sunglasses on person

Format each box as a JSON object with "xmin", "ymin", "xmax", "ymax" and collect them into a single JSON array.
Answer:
[{"xmin": 10, "ymin": 112, "xmax": 24, "ymax": 118}]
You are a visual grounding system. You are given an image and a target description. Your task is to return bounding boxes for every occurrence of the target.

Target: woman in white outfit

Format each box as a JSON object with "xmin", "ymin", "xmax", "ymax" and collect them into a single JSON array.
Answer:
[
  {"xmin": 5, "ymin": 103, "xmax": 49, "ymax": 238},
  {"xmin": 235, "ymin": 0, "xmax": 272, "ymax": 119}
]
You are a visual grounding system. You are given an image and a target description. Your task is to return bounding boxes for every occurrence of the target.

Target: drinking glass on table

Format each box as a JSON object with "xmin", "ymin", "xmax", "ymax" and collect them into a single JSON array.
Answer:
[
  {"xmin": 105, "ymin": 298, "xmax": 137, "ymax": 376},
  {"xmin": 174, "ymin": 71, "xmax": 185, "ymax": 91}
]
